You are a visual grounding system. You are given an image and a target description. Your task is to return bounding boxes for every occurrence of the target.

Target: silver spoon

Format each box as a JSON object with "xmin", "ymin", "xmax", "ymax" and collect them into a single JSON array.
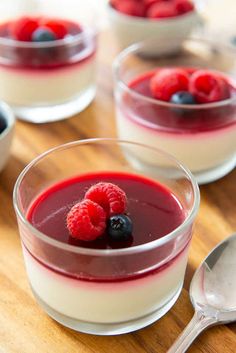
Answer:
[{"xmin": 168, "ymin": 233, "xmax": 236, "ymax": 353}]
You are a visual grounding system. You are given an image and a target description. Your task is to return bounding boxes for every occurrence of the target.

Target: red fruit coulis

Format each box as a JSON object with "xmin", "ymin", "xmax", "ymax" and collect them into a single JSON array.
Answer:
[{"xmin": 27, "ymin": 172, "xmax": 185, "ymax": 250}]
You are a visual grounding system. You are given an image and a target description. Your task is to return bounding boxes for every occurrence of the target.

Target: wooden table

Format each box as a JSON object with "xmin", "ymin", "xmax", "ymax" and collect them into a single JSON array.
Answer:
[{"xmin": 0, "ymin": 29, "xmax": 236, "ymax": 353}]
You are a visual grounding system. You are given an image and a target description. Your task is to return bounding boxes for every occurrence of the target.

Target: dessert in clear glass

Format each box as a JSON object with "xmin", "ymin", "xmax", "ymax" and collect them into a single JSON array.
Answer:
[
  {"xmin": 0, "ymin": 0, "xmax": 97, "ymax": 123},
  {"xmin": 107, "ymin": 0, "xmax": 201, "ymax": 55},
  {"xmin": 13, "ymin": 138, "xmax": 199, "ymax": 335},
  {"xmin": 113, "ymin": 37, "xmax": 236, "ymax": 184}
]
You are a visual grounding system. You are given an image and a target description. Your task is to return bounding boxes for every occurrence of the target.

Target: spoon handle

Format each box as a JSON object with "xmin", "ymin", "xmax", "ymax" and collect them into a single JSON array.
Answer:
[{"xmin": 167, "ymin": 311, "xmax": 216, "ymax": 353}]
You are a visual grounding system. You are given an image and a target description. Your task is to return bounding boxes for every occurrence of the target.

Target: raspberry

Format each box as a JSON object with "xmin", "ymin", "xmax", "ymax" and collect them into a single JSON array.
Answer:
[
  {"xmin": 144, "ymin": 0, "xmax": 165, "ymax": 10},
  {"xmin": 40, "ymin": 19, "xmax": 68, "ymax": 39},
  {"xmin": 147, "ymin": 2, "xmax": 179, "ymax": 18},
  {"xmin": 10, "ymin": 17, "xmax": 39, "ymax": 41},
  {"xmin": 150, "ymin": 68, "xmax": 190, "ymax": 101},
  {"xmin": 66, "ymin": 200, "xmax": 106, "ymax": 241},
  {"xmin": 189, "ymin": 70, "xmax": 231, "ymax": 103},
  {"xmin": 112, "ymin": 0, "xmax": 146, "ymax": 17},
  {"xmin": 85, "ymin": 182, "xmax": 127, "ymax": 217},
  {"xmin": 174, "ymin": 0, "xmax": 194, "ymax": 14}
]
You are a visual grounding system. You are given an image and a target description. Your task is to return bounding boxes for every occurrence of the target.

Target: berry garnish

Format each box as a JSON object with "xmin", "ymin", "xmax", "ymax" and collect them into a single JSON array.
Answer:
[
  {"xmin": 112, "ymin": 0, "xmax": 146, "ymax": 17},
  {"xmin": 66, "ymin": 199, "xmax": 106, "ymax": 241},
  {"xmin": 174, "ymin": 0, "xmax": 194, "ymax": 15},
  {"xmin": 147, "ymin": 2, "xmax": 179, "ymax": 18},
  {"xmin": 0, "ymin": 113, "xmax": 7, "ymax": 134},
  {"xmin": 40, "ymin": 19, "xmax": 68, "ymax": 39},
  {"xmin": 150, "ymin": 68, "xmax": 190, "ymax": 101},
  {"xmin": 85, "ymin": 182, "xmax": 127, "ymax": 217},
  {"xmin": 10, "ymin": 17, "xmax": 39, "ymax": 41},
  {"xmin": 144, "ymin": 0, "xmax": 165, "ymax": 10},
  {"xmin": 189, "ymin": 70, "xmax": 231, "ymax": 103},
  {"xmin": 170, "ymin": 91, "xmax": 196, "ymax": 104},
  {"xmin": 108, "ymin": 214, "xmax": 133, "ymax": 241},
  {"xmin": 32, "ymin": 27, "xmax": 57, "ymax": 42}
]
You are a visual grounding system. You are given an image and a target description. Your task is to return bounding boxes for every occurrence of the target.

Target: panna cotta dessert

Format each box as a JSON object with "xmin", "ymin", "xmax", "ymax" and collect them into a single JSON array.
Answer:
[
  {"xmin": 14, "ymin": 139, "xmax": 199, "ymax": 335},
  {"xmin": 114, "ymin": 38, "xmax": 236, "ymax": 184},
  {"xmin": 0, "ymin": 3, "xmax": 97, "ymax": 123},
  {"xmin": 0, "ymin": 102, "xmax": 15, "ymax": 172},
  {"xmin": 108, "ymin": 0, "xmax": 201, "ymax": 54}
]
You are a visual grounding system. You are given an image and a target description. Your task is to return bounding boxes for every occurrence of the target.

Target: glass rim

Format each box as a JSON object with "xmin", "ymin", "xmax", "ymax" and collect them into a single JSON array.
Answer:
[
  {"xmin": 113, "ymin": 37, "xmax": 236, "ymax": 111},
  {"xmin": 0, "ymin": 26, "xmax": 97, "ymax": 48},
  {"xmin": 13, "ymin": 138, "xmax": 200, "ymax": 256}
]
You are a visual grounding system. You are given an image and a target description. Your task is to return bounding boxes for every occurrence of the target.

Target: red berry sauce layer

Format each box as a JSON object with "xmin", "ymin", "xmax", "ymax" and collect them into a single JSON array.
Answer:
[
  {"xmin": 124, "ymin": 68, "xmax": 236, "ymax": 133},
  {"xmin": 0, "ymin": 16, "xmax": 96, "ymax": 69},
  {"xmin": 27, "ymin": 172, "xmax": 185, "ymax": 250},
  {"xmin": 110, "ymin": 0, "xmax": 195, "ymax": 19}
]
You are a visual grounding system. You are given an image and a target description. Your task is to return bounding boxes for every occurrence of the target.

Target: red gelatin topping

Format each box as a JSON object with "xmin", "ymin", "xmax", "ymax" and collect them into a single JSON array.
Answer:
[{"xmin": 28, "ymin": 172, "xmax": 184, "ymax": 249}]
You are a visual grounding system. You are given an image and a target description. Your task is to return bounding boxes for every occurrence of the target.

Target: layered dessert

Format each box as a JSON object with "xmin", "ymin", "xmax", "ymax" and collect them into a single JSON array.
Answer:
[
  {"xmin": 108, "ymin": 0, "xmax": 200, "ymax": 53},
  {"xmin": 0, "ymin": 15, "xmax": 97, "ymax": 122},
  {"xmin": 23, "ymin": 171, "xmax": 191, "ymax": 326},
  {"xmin": 116, "ymin": 67, "xmax": 236, "ymax": 182}
]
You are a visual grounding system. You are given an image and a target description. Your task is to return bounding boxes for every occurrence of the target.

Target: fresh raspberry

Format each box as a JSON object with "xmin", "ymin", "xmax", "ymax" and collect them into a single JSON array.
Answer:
[
  {"xmin": 10, "ymin": 17, "xmax": 39, "ymax": 41},
  {"xmin": 40, "ymin": 19, "xmax": 68, "ymax": 39},
  {"xmin": 144, "ymin": 0, "xmax": 165, "ymax": 10},
  {"xmin": 147, "ymin": 2, "xmax": 179, "ymax": 18},
  {"xmin": 85, "ymin": 182, "xmax": 127, "ymax": 217},
  {"xmin": 174, "ymin": 0, "xmax": 194, "ymax": 14},
  {"xmin": 112, "ymin": 0, "xmax": 146, "ymax": 17},
  {"xmin": 67, "ymin": 200, "xmax": 106, "ymax": 241},
  {"xmin": 150, "ymin": 68, "xmax": 190, "ymax": 101},
  {"xmin": 189, "ymin": 70, "xmax": 231, "ymax": 103}
]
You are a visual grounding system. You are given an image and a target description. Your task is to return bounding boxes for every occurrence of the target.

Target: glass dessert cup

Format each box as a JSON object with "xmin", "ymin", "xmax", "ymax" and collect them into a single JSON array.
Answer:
[
  {"xmin": 13, "ymin": 138, "xmax": 200, "ymax": 335},
  {"xmin": 113, "ymin": 37, "xmax": 236, "ymax": 184},
  {"xmin": 0, "ymin": 0, "xmax": 97, "ymax": 123}
]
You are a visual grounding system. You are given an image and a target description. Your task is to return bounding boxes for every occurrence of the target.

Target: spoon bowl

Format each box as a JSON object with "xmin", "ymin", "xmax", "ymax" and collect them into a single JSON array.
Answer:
[{"xmin": 168, "ymin": 233, "xmax": 236, "ymax": 353}]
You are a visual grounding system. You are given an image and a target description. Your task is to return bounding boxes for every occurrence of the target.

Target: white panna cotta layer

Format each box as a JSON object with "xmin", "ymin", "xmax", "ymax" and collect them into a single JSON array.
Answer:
[
  {"xmin": 0, "ymin": 56, "xmax": 96, "ymax": 106},
  {"xmin": 23, "ymin": 245, "xmax": 189, "ymax": 324},
  {"xmin": 116, "ymin": 109, "xmax": 236, "ymax": 174}
]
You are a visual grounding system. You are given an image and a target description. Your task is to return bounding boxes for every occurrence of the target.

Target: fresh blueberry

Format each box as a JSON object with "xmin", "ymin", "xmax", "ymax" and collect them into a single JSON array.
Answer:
[
  {"xmin": 0, "ymin": 112, "xmax": 7, "ymax": 134},
  {"xmin": 170, "ymin": 91, "xmax": 196, "ymax": 105},
  {"xmin": 108, "ymin": 214, "xmax": 133, "ymax": 241},
  {"xmin": 32, "ymin": 27, "xmax": 57, "ymax": 42}
]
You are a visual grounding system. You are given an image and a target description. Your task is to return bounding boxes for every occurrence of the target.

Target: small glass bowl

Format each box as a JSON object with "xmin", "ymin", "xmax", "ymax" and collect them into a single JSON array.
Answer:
[
  {"xmin": 0, "ymin": 101, "xmax": 15, "ymax": 172},
  {"xmin": 107, "ymin": 0, "xmax": 201, "ymax": 55},
  {"xmin": 113, "ymin": 37, "xmax": 236, "ymax": 184},
  {"xmin": 0, "ymin": 0, "xmax": 97, "ymax": 123},
  {"xmin": 13, "ymin": 138, "xmax": 199, "ymax": 335}
]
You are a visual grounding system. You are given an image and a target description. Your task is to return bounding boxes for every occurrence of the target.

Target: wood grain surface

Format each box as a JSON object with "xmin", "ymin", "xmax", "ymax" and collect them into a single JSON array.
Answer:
[{"xmin": 0, "ymin": 27, "xmax": 236, "ymax": 353}]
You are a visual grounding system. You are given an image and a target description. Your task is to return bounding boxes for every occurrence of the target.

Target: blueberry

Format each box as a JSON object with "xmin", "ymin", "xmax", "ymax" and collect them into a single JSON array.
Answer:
[
  {"xmin": 0, "ymin": 112, "xmax": 7, "ymax": 134},
  {"xmin": 170, "ymin": 91, "xmax": 196, "ymax": 105},
  {"xmin": 108, "ymin": 215, "xmax": 133, "ymax": 241},
  {"xmin": 32, "ymin": 27, "xmax": 57, "ymax": 42}
]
